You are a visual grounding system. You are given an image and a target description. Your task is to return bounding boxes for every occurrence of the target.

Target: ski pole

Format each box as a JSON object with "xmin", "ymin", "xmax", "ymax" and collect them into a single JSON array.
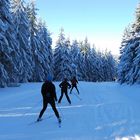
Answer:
[
  {"xmin": 56, "ymin": 103, "xmax": 64, "ymax": 118},
  {"xmin": 55, "ymin": 87, "xmax": 63, "ymax": 117},
  {"xmin": 73, "ymin": 92, "xmax": 82, "ymax": 101},
  {"xmin": 22, "ymin": 99, "xmax": 42, "ymax": 117}
]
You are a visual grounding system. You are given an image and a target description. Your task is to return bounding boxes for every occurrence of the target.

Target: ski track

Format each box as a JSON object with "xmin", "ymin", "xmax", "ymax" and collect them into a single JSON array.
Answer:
[{"xmin": 0, "ymin": 82, "xmax": 140, "ymax": 140}]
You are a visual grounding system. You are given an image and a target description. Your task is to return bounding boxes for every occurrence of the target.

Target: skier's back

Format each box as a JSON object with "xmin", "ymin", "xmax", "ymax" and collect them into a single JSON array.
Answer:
[
  {"xmin": 58, "ymin": 78, "xmax": 71, "ymax": 104},
  {"xmin": 37, "ymin": 75, "xmax": 61, "ymax": 123}
]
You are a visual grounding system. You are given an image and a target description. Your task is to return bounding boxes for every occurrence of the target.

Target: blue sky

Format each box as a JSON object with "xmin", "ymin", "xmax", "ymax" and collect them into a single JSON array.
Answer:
[{"xmin": 26, "ymin": 0, "xmax": 139, "ymax": 55}]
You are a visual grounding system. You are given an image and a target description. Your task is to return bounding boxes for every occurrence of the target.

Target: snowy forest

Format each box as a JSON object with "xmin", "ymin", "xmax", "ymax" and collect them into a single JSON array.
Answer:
[
  {"xmin": 2, "ymin": 0, "xmax": 140, "ymax": 87},
  {"xmin": 118, "ymin": 3, "xmax": 140, "ymax": 84},
  {"xmin": 0, "ymin": 0, "xmax": 118, "ymax": 88}
]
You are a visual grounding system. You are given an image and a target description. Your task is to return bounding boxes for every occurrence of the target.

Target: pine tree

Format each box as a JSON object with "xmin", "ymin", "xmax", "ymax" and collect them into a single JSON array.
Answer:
[
  {"xmin": 27, "ymin": 1, "xmax": 48, "ymax": 81},
  {"xmin": 77, "ymin": 41, "xmax": 86, "ymax": 80},
  {"xmin": 130, "ymin": 3, "xmax": 140, "ymax": 84},
  {"xmin": 0, "ymin": 63, "xmax": 8, "ymax": 87},
  {"xmin": 37, "ymin": 19, "xmax": 53, "ymax": 79},
  {"xmin": 128, "ymin": 36, "xmax": 140, "ymax": 84},
  {"xmin": 62, "ymin": 38, "xmax": 72, "ymax": 80},
  {"xmin": 53, "ymin": 28, "xmax": 65, "ymax": 80},
  {"xmin": 0, "ymin": 17, "xmax": 9, "ymax": 87},
  {"xmin": 88, "ymin": 46, "xmax": 99, "ymax": 81},
  {"xmin": 70, "ymin": 40, "xmax": 80, "ymax": 78},
  {"xmin": 53, "ymin": 29, "xmax": 72, "ymax": 80},
  {"xmin": 0, "ymin": 0, "xmax": 21, "ymax": 87},
  {"xmin": 120, "ymin": 25, "xmax": 135, "ymax": 56},
  {"xmin": 11, "ymin": 0, "xmax": 32, "ymax": 82},
  {"xmin": 103, "ymin": 51, "xmax": 117, "ymax": 81},
  {"xmin": 134, "ymin": 3, "xmax": 140, "ymax": 33},
  {"xmin": 80, "ymin": 37, "xmax": 91, "ymax": 81},
  {"xmin": 118, "ymin": 2, "xmax": 140, "ymax": 84},
  {"xmin": 133, "ymin": 41, "xmax": 140, "ymax": 83},
  {"xmin": 118, "ymin": 38, "xmax": 137, "ymax": 84}
]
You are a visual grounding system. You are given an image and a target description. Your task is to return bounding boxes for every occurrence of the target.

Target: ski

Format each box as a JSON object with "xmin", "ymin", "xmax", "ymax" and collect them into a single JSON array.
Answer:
[
  {"xmin": 28, "ymin": 115, "xmax": 62, "ymax": 127},
  {"xmin": 36, "ymin": 118, "xmax": 43, "ymax": 122},
  {"xmin": 28, "ymin": 119, "xmax": 43, "ymax": 125},
  {"xmin": 28, "ymin": 115, "xmax": 54, "ymax": 125}
]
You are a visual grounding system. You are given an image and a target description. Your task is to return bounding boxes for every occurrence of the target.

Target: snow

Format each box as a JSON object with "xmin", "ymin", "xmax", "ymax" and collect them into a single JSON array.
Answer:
[{"xmin": 0, "ymin": 82, "xmax": 140, "ymax": 140}]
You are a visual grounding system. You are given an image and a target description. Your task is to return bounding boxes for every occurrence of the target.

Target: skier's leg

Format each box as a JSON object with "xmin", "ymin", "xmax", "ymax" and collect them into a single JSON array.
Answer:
[
  {"xmin": 58, "ymin": 91, "xmax": 64, "ymax": 103},
  {"xmin": 70, "ymin": 86, "xmax": 74, "ymax": 94},
  {"xmin": 65, "ymin": 91, "xmax": 71, "ymax": 104},
  {"xmin": 75, "ymin": 85, "xmax": 79, "ymax": 94},
  {"xmin": 38, "ymin": 99, "xmax": 48, "ymax": 120},
  {"xmin": 50, "ymin": 101, "xmax": 60, "ymax": 119}
]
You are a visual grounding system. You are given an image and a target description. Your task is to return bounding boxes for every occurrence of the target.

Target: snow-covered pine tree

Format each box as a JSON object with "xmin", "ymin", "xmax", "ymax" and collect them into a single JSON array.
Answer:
[
  {"xmin": 95, "ymin": 51, "xmax": 108, "ymax": 82},
  {"xmin": 80, "ymin": 37, "xmax": 91, "ymax": 81},
  {"xmin": 0, "ymin": 17, "xmax": 9, "ymax": 87},
  {"xmin": 130, "ymin": 3, "xmax": 140, "ymax": 84},
  {"xmin": 77, "ymin": 41, "xmax": 86, "ymax": 80},
  {"xmin": 53, "ymin": 28, "xmax": 65, "ymax": 80},
  {"xmin": 99, "ymin": 52, "xmax": 108, "ymax": 81},
  {"xmin": 127, "ymin": 37, "xmax": 140, "ymax": 84},
  {"xmin": 118, "ymin": 25, "xmax": 135, "ymax": 84},
  {"xmin": 53, "ymin": 29, "xmax": 72, "ymax": 80},
  {"xmin": 103, "ymin": 51, "xmax": 117, "ymax": 81},
  {"xmin": 134, "ymin": 3, "xmax": 140, "ymax": 33},
  {"xmin": 11, "ymin": 0, "xmax": 32, "ymax": 82},
  {"xmin": 26, "ymin": 1, "xmax": 50, "ymax": 81},
  {"xmin": 120, "ymin": 25, "xmax": 135, "ymax": 56},
  {"xmin": 26, "ymin": 1, "xmax": 39, "ymax": 81},
  {"xmin": 118, "ymin": 2, "xmax": 140, "ymax": 84},
  {"xmin": 118, "ymin": 38, "xmax": 136, "ymax": 84},
  {"xmin": 70, "ymin": 40, "xmax": 80, "ymax": 78},
  {"xmin": 132, "ymin": 36, "xmax": 140, "ymax": 84},
  {"xmin": 76, "ymin": 51, "xmax": 85, "ymax": 81},
  {"xmin": 62, "ymin": 38, "xmax": 72, "ymax": 80},
  {"xmin": 88, "ymin": 46, "xmax": 99, "ymax": 82},
  {"xmin": 0, "ymin": 63, "xmax": 8, "ymax": 87},
  {"xmin": 36, "ymin": 19, "xmax": 53, "ymax": 80},
  {"xmin": 0, "ymin": 0, "xmax": 21, "ymax": 87}
]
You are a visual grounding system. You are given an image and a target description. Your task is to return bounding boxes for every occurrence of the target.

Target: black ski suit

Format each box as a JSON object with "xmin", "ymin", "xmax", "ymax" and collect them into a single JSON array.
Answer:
[
  {"xmin": 38, "ymin": 81, "xmax": 60, "ymax": 119},
  {"xmin": 70, "ymin": 77, "xmax": 79, "ymax": 94},
  {"xmin": 58, "ymin": 80, "xmax": 71, "ymax": 104}
]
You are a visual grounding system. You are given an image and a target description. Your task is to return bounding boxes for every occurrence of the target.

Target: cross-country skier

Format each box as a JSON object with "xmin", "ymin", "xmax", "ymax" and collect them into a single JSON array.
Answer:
[
  {"xmin": 58, "ymin": 78, "xmax": 71, "ymax": 104},
  {"xmin": 70, "ymin": 76, "xmax": 79, "ymax": 94},
  {"xmin": 37, "ymin": 75, "xmax": 61, "ymax": 123}
]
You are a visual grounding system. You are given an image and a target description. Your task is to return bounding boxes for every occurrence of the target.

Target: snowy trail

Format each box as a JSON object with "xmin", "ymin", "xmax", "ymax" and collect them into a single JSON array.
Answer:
[{"xmin": 0, "ymin": 82, "xmax": 140, "ymax": 140}]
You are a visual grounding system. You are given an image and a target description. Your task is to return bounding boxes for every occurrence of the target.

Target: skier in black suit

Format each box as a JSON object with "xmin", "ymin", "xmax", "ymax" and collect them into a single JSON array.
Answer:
[
  {"xmin": 58, "ymin": 78, "xmax": 71, "ymax": 104},
  {"xmin": 37, "ymin": 75, "xmax": 61, "ymax": 123}
]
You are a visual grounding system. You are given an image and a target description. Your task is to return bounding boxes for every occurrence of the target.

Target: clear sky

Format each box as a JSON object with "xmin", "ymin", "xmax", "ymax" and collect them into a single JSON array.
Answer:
[{"xmin": 26, "ymin": 0, "xmax": 139, "ymax": 55}]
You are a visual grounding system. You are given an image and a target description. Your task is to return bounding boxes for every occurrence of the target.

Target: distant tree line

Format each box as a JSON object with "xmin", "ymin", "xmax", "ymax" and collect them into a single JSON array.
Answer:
[
  {"xmin": 53, "ymin": 29, "xmax": 117, "ymax": 82},
  {"xmin": 0, "ymin": 0, "xmax": 117, "ymax": 87},
  {"xmin": 118, "ymin": 2, "xmax": 140, "ymax": 84}
]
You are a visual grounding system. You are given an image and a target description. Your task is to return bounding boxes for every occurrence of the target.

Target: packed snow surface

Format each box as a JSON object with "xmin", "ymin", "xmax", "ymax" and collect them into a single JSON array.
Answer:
[{"xmin": 0, "ymin": 82, "xmax": 140, "ymax": 140}]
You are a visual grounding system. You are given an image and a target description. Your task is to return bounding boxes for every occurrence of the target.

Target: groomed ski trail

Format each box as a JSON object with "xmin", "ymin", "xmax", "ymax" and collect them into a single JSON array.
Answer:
[{"xmin": 0, "ymin": 82, "xmax": 140, "ymax": 140}]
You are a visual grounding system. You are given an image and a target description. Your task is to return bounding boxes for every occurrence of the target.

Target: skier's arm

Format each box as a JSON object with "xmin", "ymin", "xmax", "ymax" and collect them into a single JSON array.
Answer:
[
  {"xmin": 41, "ymin": 83, "xmax": 46, "ymax": 96},
  {"xmin": 59, "ymin": 82, "xmax": 62, "ymax": 88},
  {"xmin": 53, "ymin": 85, "xmax": 57, "ymax": 101},
  {"xmin": 68, "ymin": 82, "xmax": 71, "ymax": 89}
]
